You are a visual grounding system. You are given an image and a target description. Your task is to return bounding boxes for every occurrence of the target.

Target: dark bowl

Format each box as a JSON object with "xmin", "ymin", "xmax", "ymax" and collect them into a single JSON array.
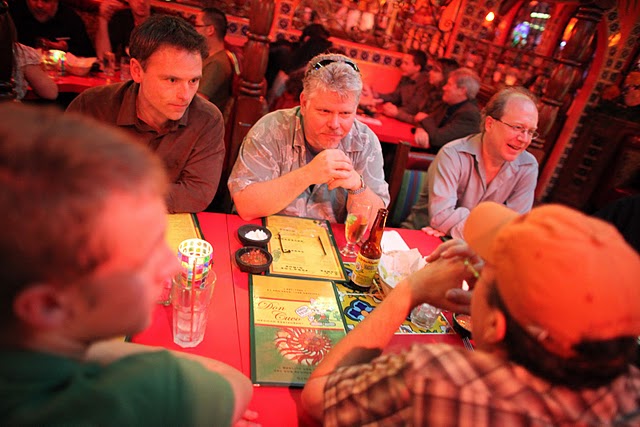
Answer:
[
  {"xmin": 237, "ymin": 224, "xmax": 272, "ymax": 248},
  {"xmin": 452, "ymin": 313, "xmax": 472, "ymax": 339},
  {"xmin": 235, "ymin": 246, "xmax": 273, "ymax": 274}
]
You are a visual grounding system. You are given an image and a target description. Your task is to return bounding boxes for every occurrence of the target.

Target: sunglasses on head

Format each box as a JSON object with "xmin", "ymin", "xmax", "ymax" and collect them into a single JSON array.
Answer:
[{"xmin": 310, "ymin": 58, "xmax": 360, "ymax": 73}]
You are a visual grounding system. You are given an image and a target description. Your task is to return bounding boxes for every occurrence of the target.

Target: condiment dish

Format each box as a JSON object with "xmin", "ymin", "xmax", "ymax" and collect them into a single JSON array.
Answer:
[
  {"xmin": 237, "ymin": 224, "xmax": 272, "ymax": 248},
  {"xmin": 452, "ymin": 313, "xmax": 472, "ymax": 339},
  {"xmin": 235, "ymin": 246, "xmax": 272, "ymax": 274}
]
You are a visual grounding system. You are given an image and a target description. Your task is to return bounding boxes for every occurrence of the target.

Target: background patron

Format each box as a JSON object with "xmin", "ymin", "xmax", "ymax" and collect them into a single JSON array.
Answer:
[
  {"xmin": 402, "ymin": 87, "xmax": 539, "ymax": 238},
  {"xmin": 9, "ymin": 0, "xmax": 94, "ymax": 57}
]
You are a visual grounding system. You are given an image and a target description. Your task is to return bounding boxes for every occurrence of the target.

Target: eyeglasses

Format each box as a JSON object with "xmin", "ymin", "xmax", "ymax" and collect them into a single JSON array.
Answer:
[
  {"xmin": 492, "ymin": 117, "xmax": 539, "ymax": 139},
  {"xmin": 310, "ymin": 58, "xmax": 360, "ymax": 74}
]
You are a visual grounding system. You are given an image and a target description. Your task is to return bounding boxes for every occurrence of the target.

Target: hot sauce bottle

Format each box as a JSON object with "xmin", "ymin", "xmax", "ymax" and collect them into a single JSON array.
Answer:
[{"xmin": 349, "ymin": 208, "xmax": 388, "ymax": 292}]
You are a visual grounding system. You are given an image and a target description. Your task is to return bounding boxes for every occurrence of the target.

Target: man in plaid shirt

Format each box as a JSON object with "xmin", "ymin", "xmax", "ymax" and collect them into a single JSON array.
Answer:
[{"xmin": 302, "ymin": 202, "xmax": 640, "ymax": 426}]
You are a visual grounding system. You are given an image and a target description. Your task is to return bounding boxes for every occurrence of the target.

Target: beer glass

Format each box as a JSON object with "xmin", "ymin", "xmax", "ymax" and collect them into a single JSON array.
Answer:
[{"xmin": 341, "ymin": 201, "xmax": 371, "ymax": 257}]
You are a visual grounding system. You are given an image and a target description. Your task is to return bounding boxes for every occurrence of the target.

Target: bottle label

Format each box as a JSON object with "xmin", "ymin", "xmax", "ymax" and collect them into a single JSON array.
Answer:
[{"xmin": 351, "ymin": 253, "xmax": 380, "ymax": 289}]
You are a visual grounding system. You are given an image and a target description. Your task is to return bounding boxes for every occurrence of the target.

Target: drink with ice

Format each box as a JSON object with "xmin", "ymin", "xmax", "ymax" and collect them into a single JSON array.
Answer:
[
  {"xmin": 173, "ymin": 303, "xmax": 209, "ymax": 347},
  {"xmin": 410, "ymin": 303, "xmax": 441, "ymax": 330},
  {"xmin": 171, "ymin": 271, "xmax": 216, "ymax": 348}
]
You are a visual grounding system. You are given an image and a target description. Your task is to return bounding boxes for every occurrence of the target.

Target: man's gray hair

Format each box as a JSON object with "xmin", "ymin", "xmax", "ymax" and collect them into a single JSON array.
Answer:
[
  {"xmin": 449, "ymin": 67, "xmax": 481, "ymax": 100},
  {"xmin": 302, "ymin": 53, "xmax": 362, "ymax": 100}
]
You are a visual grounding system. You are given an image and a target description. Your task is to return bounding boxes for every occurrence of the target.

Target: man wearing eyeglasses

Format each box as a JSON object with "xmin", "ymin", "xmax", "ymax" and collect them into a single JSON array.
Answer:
[
  {"xmin": 228, "ymin": 53, "xmax": 389, "ymax": 223},
  {"xmin": 401, "ymin": 87, "xmax": 539, "ymax": 238}
]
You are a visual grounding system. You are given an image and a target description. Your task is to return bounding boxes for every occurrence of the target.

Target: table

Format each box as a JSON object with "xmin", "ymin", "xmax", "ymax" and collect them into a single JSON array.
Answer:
[
  {"xmin": 360, "ymin": 113, "xmax": 417, "ymax": 146},
  {"xmin": 131, "ymin": 213, "xmax": 467, "ymax": 426},
  {"xmin": 53, "ymin": 73, "xmax": 122, "ymax": 93}
]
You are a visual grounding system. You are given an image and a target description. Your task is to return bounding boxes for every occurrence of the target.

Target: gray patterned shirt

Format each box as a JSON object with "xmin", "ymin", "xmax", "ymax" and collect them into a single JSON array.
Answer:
[{"xmin": 228, "ymin": 107, "xmax": 390, "ymax": 223}]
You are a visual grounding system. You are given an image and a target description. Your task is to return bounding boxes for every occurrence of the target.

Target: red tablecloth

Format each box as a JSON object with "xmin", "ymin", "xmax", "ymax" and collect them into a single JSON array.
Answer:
[
  {"xmin": 133, "ymin": 213, "xmax": 466, "ymax": 426},
  {"xmin": 364, "ymin": 114, "xmax": 417, "ymax": 146},
  {"xmin": 130, "ymin": 213, "xmax": 243, "ymax": 370}
]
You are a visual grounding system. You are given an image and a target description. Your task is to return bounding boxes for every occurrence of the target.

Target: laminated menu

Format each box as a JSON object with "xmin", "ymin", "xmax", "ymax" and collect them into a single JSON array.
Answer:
[
  {"xmin": 166, "ymin": 213, "xmax": 203, "ymax": 250},
  {"xmin": 264, "ymin": 215, "xmax": 347, "ymax": 282},
  {"xmin": 249, "ymin": 275, "xmax": 347, "ymax": 387}
]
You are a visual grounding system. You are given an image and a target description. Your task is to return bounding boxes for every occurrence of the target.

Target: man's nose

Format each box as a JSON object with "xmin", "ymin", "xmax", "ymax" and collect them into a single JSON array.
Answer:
[
  {"xmin": 327, "ymin": 113, "xmax": 339, "ymax": 128},
  {"xmin": 176, "ymin": 83, "xmax": 190, "ymax": 101}
]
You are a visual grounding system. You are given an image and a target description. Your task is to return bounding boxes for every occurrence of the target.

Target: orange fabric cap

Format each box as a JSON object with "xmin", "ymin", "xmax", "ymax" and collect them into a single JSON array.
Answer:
[{"xmin": 464, "ymin": 202, "xmax": 640, "ymax": 357}]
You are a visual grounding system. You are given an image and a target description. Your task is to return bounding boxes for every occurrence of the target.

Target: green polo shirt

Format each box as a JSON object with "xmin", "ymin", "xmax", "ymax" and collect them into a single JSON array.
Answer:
[{"xmin": 0, "ymin": 349, "xmax": 235, "ymax": 426}]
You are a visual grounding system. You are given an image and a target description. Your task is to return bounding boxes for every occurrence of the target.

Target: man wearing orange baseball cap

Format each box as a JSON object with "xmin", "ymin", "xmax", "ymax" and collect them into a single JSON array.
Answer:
[{"xmin": 302, "ymin": 202, "xmax": 640, "ymax": 426}]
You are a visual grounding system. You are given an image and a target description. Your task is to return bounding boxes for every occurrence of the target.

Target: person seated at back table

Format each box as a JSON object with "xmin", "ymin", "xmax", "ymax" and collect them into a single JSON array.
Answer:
[
  {"xmin": 0, "ymin": 6, "xmax": 57, "ymax": 101},
  {"xmin": 361, "ymin": 49, "xmax": 431, "ymax": 124},
  {"xmin": 301, "ymin": 201, "xmax": 640, "ymax": 426},
  {"xmin": 9, "ymin": 0, "xmax": 94, "ymax": 57},
  {"xmin": 0, "ymin": 103, "xmax": 253, "ymax": 425},
  {"xmin": 194, "ymin": 7, "xmax": 234, "ymax": 119},
  {"xmin": 95, "ymin": 0, "xmax": 151, "ymax": 63},
  {"xmin": 267, "ymin": 24, "xmax": 333, "ymax": 111},
  {"xmin": 412, "ymin": 67, "xmax": 481, "ymax": 151},
  {"xmin": 228, "ymin": 53, "xmax": 390, "ymax": 223},
  {"xmin": 401, "ymin": 86, "xmax": 539, "ymax": 238},
  {"xmin": 67, "ymin": 15, "xmax": 225, "ymax": 214}
]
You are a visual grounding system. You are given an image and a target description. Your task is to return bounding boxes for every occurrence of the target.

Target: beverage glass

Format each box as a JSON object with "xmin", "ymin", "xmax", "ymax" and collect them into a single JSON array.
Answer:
[
  {"xmin": 341, "ymin": 201, "xmax": 371, "ymax": 257},
  {"xmin": 103, "ymin": 51, "xmax": 116, "ymax": 77},
  {"xmin": 410, "ymin": 303, "xmax": 441, "ymax": 330},
  {"xmin": 120, "ymin": 56, "xmax": 131, "ymax": 81},
  {"xmin": 171, "ymin": 270, "xmax": 216, "ymax": 348}
]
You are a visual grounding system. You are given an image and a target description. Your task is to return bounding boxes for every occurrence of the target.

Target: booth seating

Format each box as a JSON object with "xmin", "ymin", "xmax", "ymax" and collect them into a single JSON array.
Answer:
[{"xmin": 388, "ymin": 150, "xmax": 436, "ymax": 227}]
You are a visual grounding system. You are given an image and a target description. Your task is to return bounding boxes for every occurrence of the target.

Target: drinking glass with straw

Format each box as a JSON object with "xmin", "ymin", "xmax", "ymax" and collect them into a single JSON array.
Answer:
[{"xmin": 171, "ymin": 239, "xmax": 216, "ymax": 348}]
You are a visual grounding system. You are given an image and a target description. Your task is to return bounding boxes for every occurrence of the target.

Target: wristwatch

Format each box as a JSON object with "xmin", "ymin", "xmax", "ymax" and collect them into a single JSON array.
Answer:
[{"xmin": 348, "ymin": 174, "xmax": 366, "ymax": 195}]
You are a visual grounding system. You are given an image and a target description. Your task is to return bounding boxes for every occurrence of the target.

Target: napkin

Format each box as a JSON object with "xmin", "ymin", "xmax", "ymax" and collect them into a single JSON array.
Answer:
[
  {"xmin": 378, "ymin": 248, "xmax": 426, "ymax": 289},
  {"xmin": 381, "ymin": 230, "xmax": 410, "ymax": 252}
]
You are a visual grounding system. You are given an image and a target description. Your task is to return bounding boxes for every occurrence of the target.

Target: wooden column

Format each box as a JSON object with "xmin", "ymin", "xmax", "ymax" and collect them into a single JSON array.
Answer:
[
  {"xmin": 218, "ymin": 0, "xmax": 274, "ymax": 213},
  {"xmin": 532, "ymin": 1, "xmax": 614, "ymax": 166},
  {"xmin": 228, "ymin": 0, "xmax": 274, "ymax": 161}
]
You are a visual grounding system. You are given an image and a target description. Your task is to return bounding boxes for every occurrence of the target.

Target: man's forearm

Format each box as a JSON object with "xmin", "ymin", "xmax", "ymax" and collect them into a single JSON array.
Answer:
[
  {"xmin": 301, "ymin": 280, "xmax": 413, "ymax": 421},
  {"xmin": 233, "ymin": 168, "xmax": 313, "ymax": 220},
  {"xmin": 95, "ymin": 17, "xmax": 112, "ymax": 61}
]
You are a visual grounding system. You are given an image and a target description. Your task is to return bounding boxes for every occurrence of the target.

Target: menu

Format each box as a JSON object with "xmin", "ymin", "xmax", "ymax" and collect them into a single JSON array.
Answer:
[
  {"xmin": 166, "ymin": 213, "xmax": 202, "ymax": 250},
  {"xmin": 249, "ymin": 275, "xmax": 347, "ymax": 387},
  {"xmin": 264, "ymin": 215, "xmax": 347, "ymax": 282}
]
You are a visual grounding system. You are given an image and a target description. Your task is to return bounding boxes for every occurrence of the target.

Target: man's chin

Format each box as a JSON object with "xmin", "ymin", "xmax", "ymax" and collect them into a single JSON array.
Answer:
[{"xmin": 320, "ymin": 136, "xmax": 343, "ymax": 148}]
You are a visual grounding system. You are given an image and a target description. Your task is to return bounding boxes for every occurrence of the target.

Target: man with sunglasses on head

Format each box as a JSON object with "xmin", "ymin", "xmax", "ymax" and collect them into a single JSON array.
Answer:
[
  {"xmin": 401, "ymin": 86, "xmax": 539, "ymax": 238},
  {"xmin": 228, "ymin": 53, "xmax": 389, "ymax": 223}
]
